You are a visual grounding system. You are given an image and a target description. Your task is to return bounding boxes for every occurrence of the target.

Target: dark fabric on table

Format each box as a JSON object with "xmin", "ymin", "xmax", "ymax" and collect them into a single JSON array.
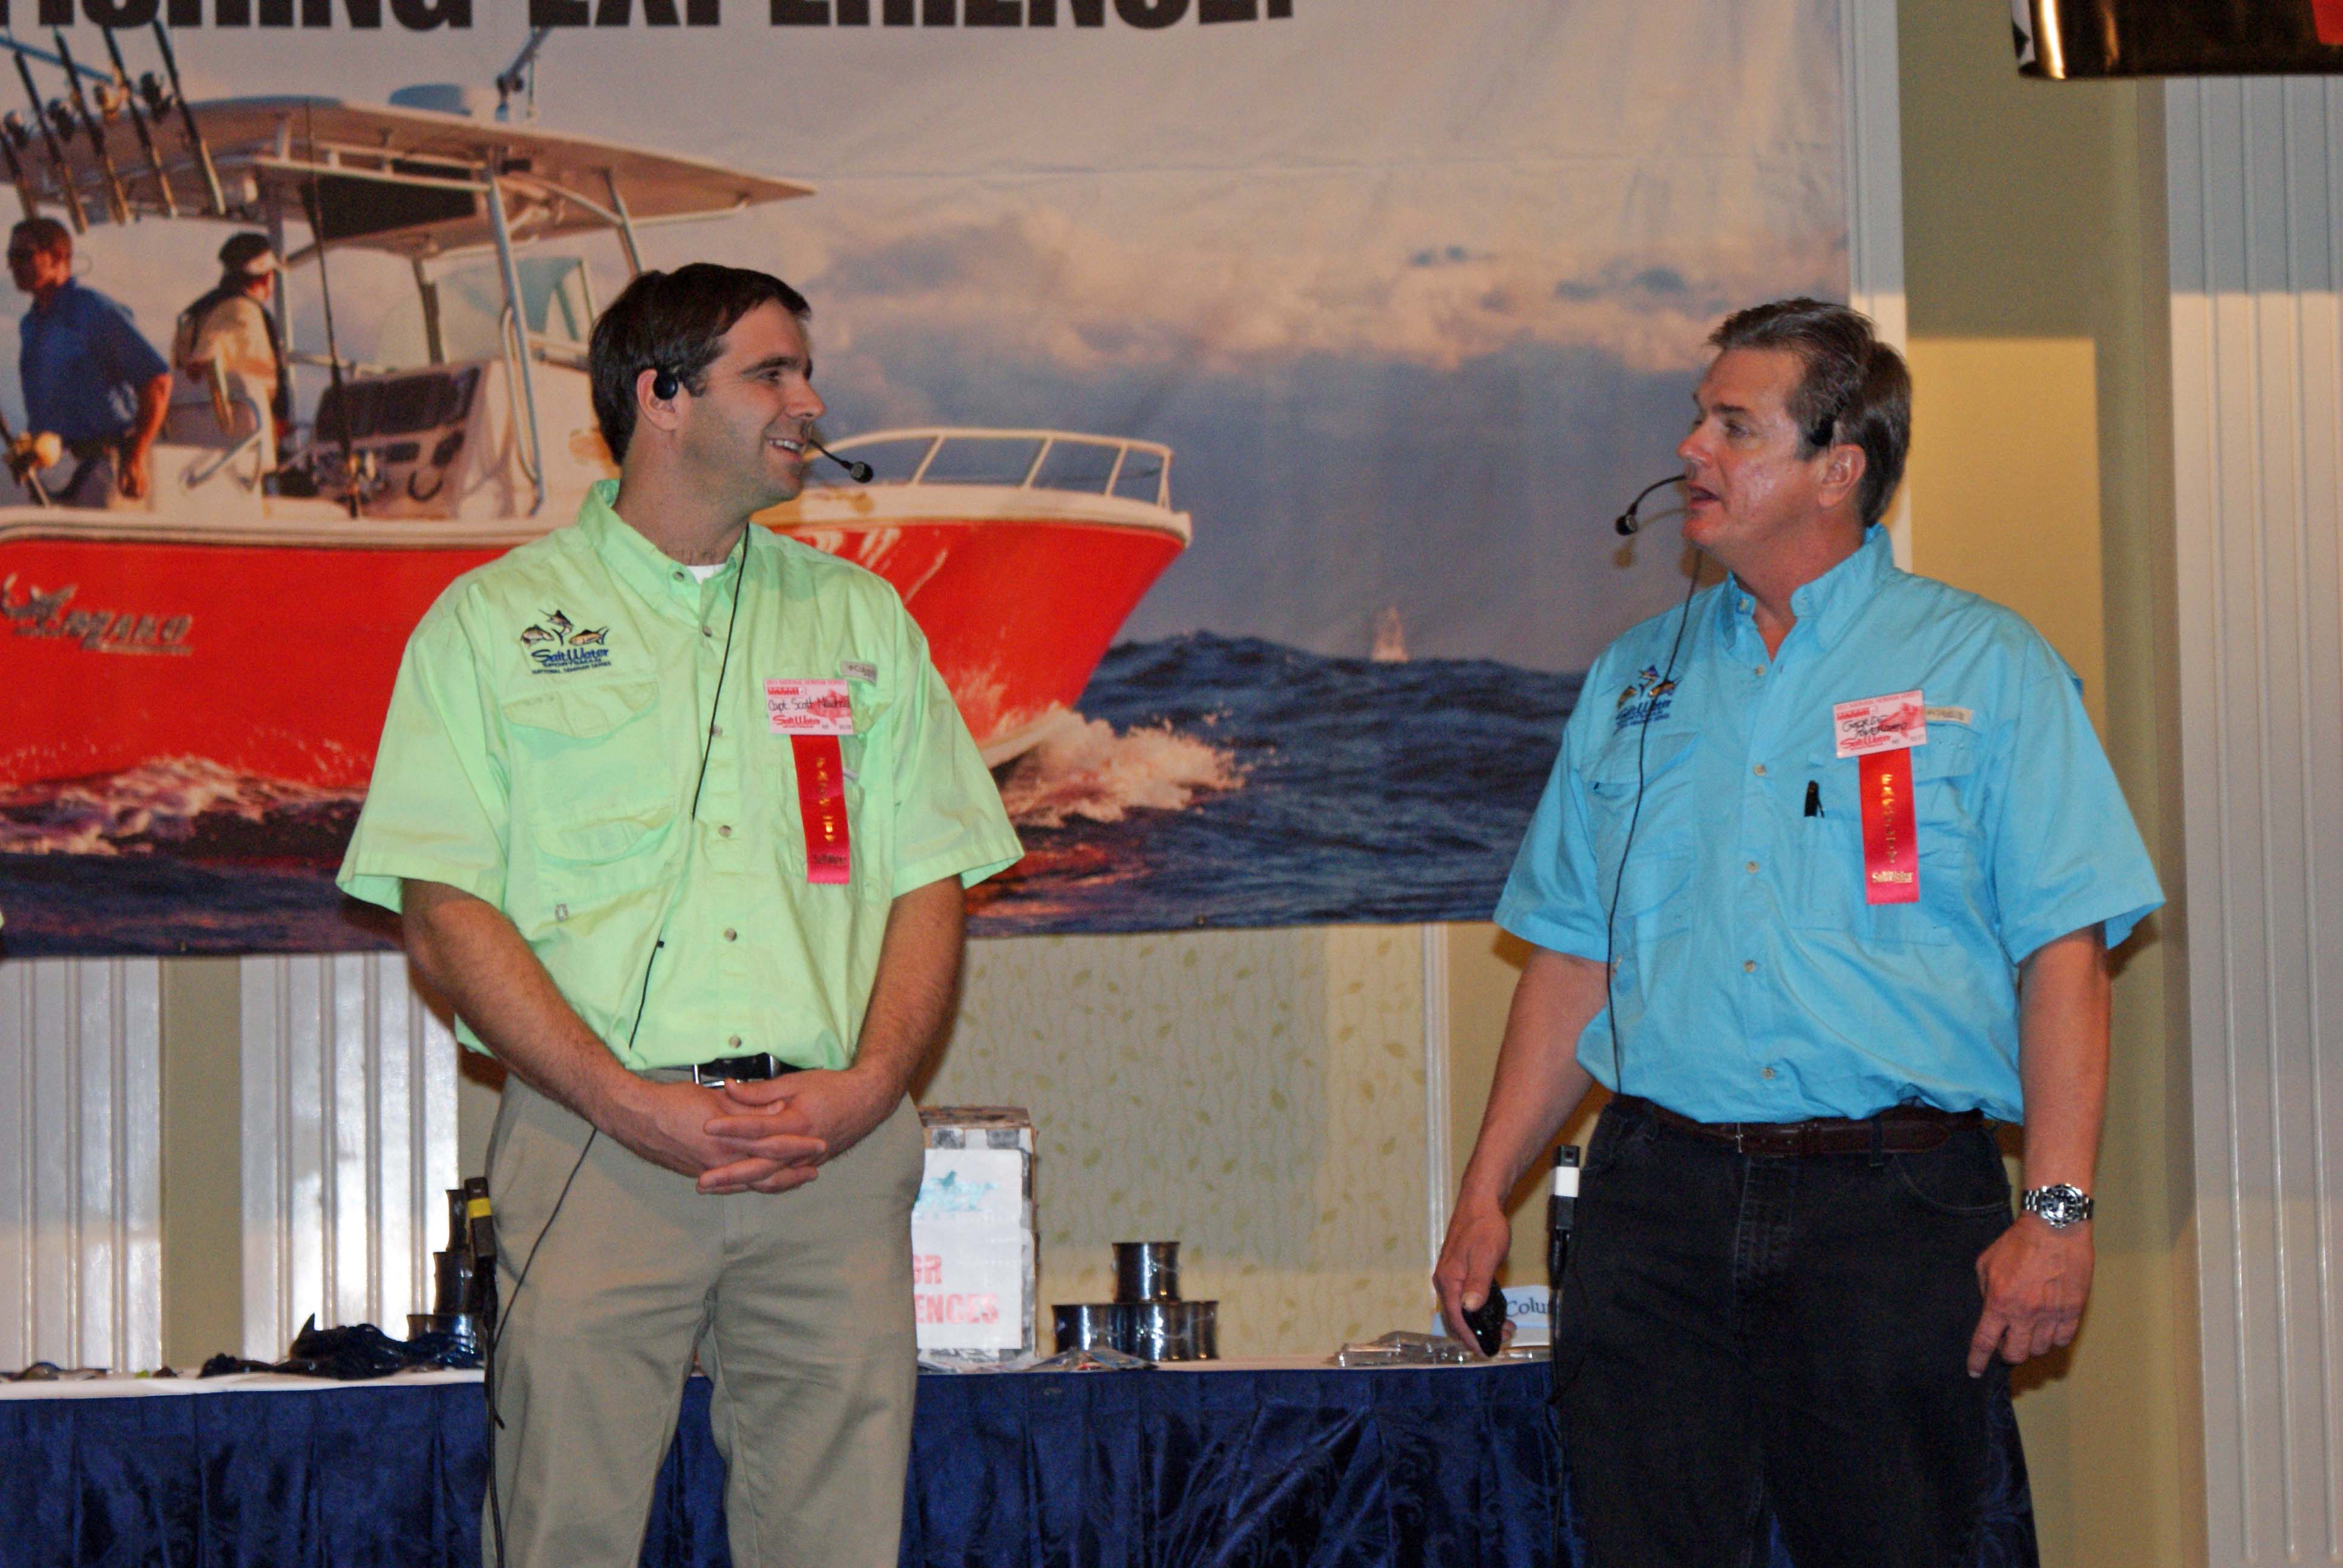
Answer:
[{"xmin": 0, "ymin": 1360, "xmax": 2030, "ymax": 1567}]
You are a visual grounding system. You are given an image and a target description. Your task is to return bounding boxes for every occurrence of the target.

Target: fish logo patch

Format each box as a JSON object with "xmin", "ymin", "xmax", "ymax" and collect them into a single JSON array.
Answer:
[
  {"xmin": 1613, "ymin": 664, "xmax": 1678, "ymax": 729},
  {"xmin": 521, "ymin": 609, "xmax": 613, "ymax": 673}
]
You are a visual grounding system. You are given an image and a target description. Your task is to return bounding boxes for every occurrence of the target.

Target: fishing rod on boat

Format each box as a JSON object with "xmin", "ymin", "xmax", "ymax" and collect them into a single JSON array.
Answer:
[
  {"xmin": 52, "ymin": 30, "xmax": 131, "ymax": 225},
  {"xmin": 0, "ymin": 116, "xmax": 38, "ymax": 222},
  {"xmin": 99, "ymin": 27, "xmax": 172, "ymax": 218},
  {"xmin": 0, "ymin": 403, "xmax": 56, "ymax": 508},
  {"xmin": 9, "ymin": 48, "xmax": 84, "ymax": 232},
  {"xmin": 300, "ymin": 109, "xmax": 362, "ymax": 518},
  {"xmin": 494, "ymin": 27, "xmax": 552, "ymax": 123},
  {"xmin": 149, "ymin": 21, "xmax": 223, "ymax": 217}
]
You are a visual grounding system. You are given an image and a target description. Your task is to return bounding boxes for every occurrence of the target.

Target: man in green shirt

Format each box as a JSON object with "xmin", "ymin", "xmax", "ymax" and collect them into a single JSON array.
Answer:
[{"xmin": 337, "ymin": 263, "xmax": 1021, "ymax": 1568}]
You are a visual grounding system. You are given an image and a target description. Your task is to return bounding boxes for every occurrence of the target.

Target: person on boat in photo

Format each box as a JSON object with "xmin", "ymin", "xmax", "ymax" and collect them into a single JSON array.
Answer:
[
  {"xmin": 337, "ymin": 263, "xmax": 1022, "ymax": 1568},
  {"xmin": 171, "ymin": 232, "xmax": 291, "ymax": 450},
  {"xmin": 7, "ymin": 217, "xmax": 171, "ymax": 508},
  {"xmin": 1434, "ymin": 299, "xmax": 2161, "ymax": 1566}
]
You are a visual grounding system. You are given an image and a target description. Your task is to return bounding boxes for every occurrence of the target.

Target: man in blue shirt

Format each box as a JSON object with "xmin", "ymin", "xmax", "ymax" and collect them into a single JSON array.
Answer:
[
  {"xmin": 10, "ymin": 218, "xmax": 171, "ymax": 507},
  {"xmin": 1434, "ymin": 299, "xmax": 2160, "ymax": 1566}
]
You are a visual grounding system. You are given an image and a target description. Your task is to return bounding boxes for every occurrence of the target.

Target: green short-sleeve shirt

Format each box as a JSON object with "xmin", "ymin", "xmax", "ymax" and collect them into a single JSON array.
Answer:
[{"xmin": 338, "ymin": 481, "xmax": 1024, "ymax": 1071}]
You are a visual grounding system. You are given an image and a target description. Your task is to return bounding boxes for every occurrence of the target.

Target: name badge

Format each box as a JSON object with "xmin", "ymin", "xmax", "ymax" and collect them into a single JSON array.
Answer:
[
  {"xmin": 1833, "ymin": 691, "xmax": 1924, "ymax": 906},
  {"xmin": 765, "ymin": 678, "xmax": 854, "ymax": 736},
  {"xmin": 1832, "ymin": 689, "xmax": 1926, "ymax": 759}
]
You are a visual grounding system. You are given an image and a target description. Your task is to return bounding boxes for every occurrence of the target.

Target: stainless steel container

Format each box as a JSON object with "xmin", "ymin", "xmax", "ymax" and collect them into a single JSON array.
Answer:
[
  {"xmin": 1113, "ymin": 1299, "xmax": 1176, "ymax": 1360},
  {"xmin": 1107, "ymin": 1298, "xmax": 1219, "ymax": 1361},
  {"xmin": 1052, "ymin": 1302, "xmax": 1120, "ymax": 1355},
  {"xmin": 1112, "ymin": 1240, "xmax": 1181, "ymax": 1303},
  {"xmin": 1173, "ymin": 1299, "xmax": 1219, "ymax": 1361}
]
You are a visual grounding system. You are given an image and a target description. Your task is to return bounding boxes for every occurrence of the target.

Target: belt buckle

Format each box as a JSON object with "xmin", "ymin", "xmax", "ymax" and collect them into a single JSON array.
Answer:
[{"xmin": 692, "ymin": 1053, "xmax": 775, "ymax": 1087}]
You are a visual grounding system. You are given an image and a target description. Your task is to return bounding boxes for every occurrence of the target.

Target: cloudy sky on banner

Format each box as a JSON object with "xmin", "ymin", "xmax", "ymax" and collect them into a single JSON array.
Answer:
[{"xmin": 27, "ymin": 0, "xmax": 1843, "ymax": 668}]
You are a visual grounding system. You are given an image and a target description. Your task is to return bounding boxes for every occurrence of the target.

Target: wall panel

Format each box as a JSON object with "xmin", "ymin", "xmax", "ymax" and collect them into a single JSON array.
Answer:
[
  {"xmin": 238, "ymin": 953, "xmax": 457, "ymax": 1359},
  {"xmin": 0, "ymin": 958, "xmax": 160, "ymax": 1372},
  {"xmin": 2171, "ymin": 74, "xmax": 2343, "ymax": 1567}
]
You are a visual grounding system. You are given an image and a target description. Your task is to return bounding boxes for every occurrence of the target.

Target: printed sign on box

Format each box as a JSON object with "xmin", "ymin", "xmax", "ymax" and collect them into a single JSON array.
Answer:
[{"xmin": 913, "ymin": 1109, "xmax": 1036, "ymax": 1361}]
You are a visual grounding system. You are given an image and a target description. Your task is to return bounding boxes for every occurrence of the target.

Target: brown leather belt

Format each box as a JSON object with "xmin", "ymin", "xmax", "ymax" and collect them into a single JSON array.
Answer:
[{"xmin": 1624, "ymin": 1095, "xmax": 1983, "ymax": 1157}]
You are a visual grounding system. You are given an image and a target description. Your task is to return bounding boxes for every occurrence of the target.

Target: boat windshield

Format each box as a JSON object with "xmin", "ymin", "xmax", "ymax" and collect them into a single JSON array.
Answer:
[
  {"xmin": 376, "ymin": 256, "xmax": 594, "ymax": 368},
  {"xmin": 808, "ymin": 431, "xmax": 1172, "ymax": 507}
]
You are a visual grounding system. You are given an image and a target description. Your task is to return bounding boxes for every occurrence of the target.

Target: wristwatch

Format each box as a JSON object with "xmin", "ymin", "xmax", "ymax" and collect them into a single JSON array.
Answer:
[{"xmin": 2020, "ymin": 1184, "xmax": 2094, "ymax": 1229}]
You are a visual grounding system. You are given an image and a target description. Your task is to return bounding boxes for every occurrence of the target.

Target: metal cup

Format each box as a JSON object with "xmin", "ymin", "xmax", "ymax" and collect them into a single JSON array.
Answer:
[
  {"xmin": 1052, "ymin": 1302, "xmax": 1119, "ymax": 1355},
  {"xmin": 1112, "ymin": 1240, "xmax": 1181, "ymax": 1303}
]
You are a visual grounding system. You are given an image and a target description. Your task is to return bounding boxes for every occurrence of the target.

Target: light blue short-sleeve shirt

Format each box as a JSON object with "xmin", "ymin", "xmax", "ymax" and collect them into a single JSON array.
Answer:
[{"xmin": 1495, "ymin": 526, "xmax": 2161, "ymax": 1123}]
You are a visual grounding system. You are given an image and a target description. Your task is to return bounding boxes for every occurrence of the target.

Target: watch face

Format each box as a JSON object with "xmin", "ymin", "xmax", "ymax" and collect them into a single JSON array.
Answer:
[{"xmin": 2027, "ymin": 1184, "xmax": 2091, "ymax": 1227}]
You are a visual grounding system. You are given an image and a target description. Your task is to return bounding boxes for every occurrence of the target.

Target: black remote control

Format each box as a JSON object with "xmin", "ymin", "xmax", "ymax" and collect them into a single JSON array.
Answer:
[{"xmin": 1462, "ymin": 1289, "xmax": 1507, "ymax": 1356}]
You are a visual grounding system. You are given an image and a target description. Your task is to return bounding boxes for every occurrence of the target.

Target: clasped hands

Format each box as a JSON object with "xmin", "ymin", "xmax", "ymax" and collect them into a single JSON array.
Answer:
[{"xmin": 609, "ymin": 1066, "xmax": 899, "ymax": 1197}]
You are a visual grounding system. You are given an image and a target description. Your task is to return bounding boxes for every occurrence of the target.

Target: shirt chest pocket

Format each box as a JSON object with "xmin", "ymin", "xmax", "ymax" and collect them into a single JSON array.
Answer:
[
  {"xmin": 501, "ymin": 680, "xmax": 678, "ymax": 867},
  {"xmin": 1582, "ymin": 729, "xmax": 1698, "ymax": 936},
  {"xmin": 1792, "ymin": 730, "xmax": 1984, "ymax": 946}
]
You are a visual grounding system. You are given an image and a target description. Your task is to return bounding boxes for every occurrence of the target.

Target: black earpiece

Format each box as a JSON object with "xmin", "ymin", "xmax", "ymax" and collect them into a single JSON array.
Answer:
[{"xmin": 650, "ymin": 367, "xmax": 681, "ymax": 401}]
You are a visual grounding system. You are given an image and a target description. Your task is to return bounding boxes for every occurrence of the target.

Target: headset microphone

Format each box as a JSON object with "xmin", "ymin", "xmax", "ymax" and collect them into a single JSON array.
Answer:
[
  {"xmin": 809, "ymin": 437, "xmax": 873, "ymax": 483},
  {"xmin": 1613, "ymin": 472, "xmax": 1687, "ymax": 536}
]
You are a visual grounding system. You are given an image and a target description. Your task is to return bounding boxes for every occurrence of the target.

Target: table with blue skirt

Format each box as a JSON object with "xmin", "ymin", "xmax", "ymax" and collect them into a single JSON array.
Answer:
[{"xmin": 0, "ymin": 1357, "xmax": 2036, "ymax": 1566}]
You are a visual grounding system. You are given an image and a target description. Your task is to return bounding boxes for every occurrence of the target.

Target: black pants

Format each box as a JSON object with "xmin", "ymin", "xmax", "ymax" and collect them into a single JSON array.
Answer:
[{"xmin": 1553, "ymin": 1096, "xmax": 2025, "ymax": 1568}]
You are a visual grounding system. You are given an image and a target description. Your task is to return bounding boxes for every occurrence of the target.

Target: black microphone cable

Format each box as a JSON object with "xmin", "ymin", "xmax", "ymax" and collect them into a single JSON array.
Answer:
[
  {"xmin": 1599, "ymin": 494, "xmax": 1702, "ymax": 1100},
  {"xmin": 485, "ymin": 524, "xmax": 749, "ymax": 1568}
]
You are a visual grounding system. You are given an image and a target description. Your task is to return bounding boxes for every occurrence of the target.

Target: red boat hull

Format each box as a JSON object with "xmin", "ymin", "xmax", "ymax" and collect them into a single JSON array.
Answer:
[
  {"xmin": 770, "ymin": 518, "xmax": 1185, "ymax": 760},
  {"xmin": 2, "ymin": 516, "xmax": 1182, "ymax": 792},
  {"xmin": 4, "ymin": 540, "xmax": 506, "ymax": 791}
]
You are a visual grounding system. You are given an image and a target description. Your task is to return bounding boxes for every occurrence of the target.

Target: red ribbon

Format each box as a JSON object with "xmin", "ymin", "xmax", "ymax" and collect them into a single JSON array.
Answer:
[
  {"xmin": 1858, "ymin": 747, "xmax": 1919, "ymax": 906},
  {"xmin": 791, "ymin": 733, "xmax": 851, "ymax": 886}
]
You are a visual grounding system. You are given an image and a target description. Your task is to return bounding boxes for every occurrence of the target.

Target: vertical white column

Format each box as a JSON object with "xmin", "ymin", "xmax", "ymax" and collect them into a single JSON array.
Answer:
[
  {"xmin": 239, "ymin": 952, "xmax": 457, "ymax": 1359},
  {"xmin": 2169, "ymin": 74, "xmax": 2343, "ymax": 1568},
  {"xmin": 1840, "ymin": 0, "xmax": 1911, "ymax": 565},
  {"xmin": 0, "ymin": 957, "xmax": 161, "ymax": 1372}
]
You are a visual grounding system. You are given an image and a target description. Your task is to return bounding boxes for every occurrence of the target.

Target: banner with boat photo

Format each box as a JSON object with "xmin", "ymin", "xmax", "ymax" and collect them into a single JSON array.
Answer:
[{"xmin": 0, "ymin": 4, "xmax": 1847, "ymax": 956}]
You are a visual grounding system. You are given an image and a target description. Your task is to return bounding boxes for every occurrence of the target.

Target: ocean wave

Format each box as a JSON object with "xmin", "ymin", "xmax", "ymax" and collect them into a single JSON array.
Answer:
[
  {"xmin": 0, "ymin": 758, "xmax": 364, "ymax": 860},
  {"xmin": 995, "ymin": 712, "xmax": 1244, "ymax": 829}
]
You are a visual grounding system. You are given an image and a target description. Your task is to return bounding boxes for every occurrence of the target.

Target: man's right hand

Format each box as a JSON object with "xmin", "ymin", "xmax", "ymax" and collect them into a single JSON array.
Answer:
[
  {"xmin": 601, "ymin": 1077, "xmax": 827, "ymax": 1194},
  {"xmin": 1433, "ymin": 1198, "xmax": 1514, "ymax": 1356}
]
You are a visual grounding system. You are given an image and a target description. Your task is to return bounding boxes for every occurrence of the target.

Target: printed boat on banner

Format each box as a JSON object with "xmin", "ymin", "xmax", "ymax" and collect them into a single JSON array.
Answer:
[{"xmin": 0, "ymin": 68, "xmax": 1189, "ymax": 794}]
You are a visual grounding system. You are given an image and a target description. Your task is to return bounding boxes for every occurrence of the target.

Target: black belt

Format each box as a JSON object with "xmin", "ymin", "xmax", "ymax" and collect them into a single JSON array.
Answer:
[
  {"xmin": 1623, "ymin": 1095, "xmax": 1982, "ymax": 1157},
  {"xmin": 689, "ymin": 1053, "xmax": 803, "ymax": 1087}
]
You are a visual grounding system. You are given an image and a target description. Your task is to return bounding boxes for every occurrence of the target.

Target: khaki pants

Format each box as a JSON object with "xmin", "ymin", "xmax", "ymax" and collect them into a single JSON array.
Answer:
[{"xmin": 480, "ymin": 1078, "xmax": 925, "ymax": 1568}]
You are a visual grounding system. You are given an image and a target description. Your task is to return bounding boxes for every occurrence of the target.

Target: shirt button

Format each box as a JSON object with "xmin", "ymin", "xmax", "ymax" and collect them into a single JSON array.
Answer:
[
  {"xmin": 723, "ymin": 927, "xmax": 738, "ymax": 942},
  {"xmin": 673, "ymin": 569, "xmax": 688, "ymax": 582},
  {"xmin": 710, "ymin": 724, "xmax": 724, "ymax": 739},
  {"xmin": 727, "ymin": 1034, "xmax": 742, "ymax": 1050},
  {"xmin": 718, "ymin": 824, "xmax": 733, "ymax": 838},
  {"xmin": 702, "ymin": 625, "xmax": 715, "ymax": 638},
  {"xmin": 1742, "ymin": 960, "xmax": 1757, "ymax": 973},
  {"xmin": 1752, "ymin": 763, "xmax": 1766, "ymax": 777},
  {"xmin": 1745, "ymin": 860, "xmax": 1758, "ymax": 874},
  {"xmin": 1762, "ymin": 1067, "xmax": 1777, "ymax": 1080},
  {"xmin": 1754, "ymin": 665, "xmax": 1765, "ymax": 677}
]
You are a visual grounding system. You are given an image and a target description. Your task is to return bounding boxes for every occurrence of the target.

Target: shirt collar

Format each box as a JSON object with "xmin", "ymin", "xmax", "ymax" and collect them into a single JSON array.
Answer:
[
  {"xmin": 30, "ymin": 279, "xmax": 82, "ymax": 318},
  {"xmin": 1719, "ymin": 524, "xmax": 1893, "ymax": 652},
  {"xmin": 575, "ymin": 479, "xmax": 759, "ymax": 616}
]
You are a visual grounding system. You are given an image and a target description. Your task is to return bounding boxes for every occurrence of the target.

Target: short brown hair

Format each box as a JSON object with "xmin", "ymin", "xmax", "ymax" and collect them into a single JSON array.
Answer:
[
  {"xmin": 8, "ymin": 217, "xmax": 70, "ymax": 258},
  {"xmin": 588, "ymin": 263, "xmax": 811, "ymax": 463},
  {"xmin": 1709, "ymin": 298, "xmax": 1910, "ymax": 528}
]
